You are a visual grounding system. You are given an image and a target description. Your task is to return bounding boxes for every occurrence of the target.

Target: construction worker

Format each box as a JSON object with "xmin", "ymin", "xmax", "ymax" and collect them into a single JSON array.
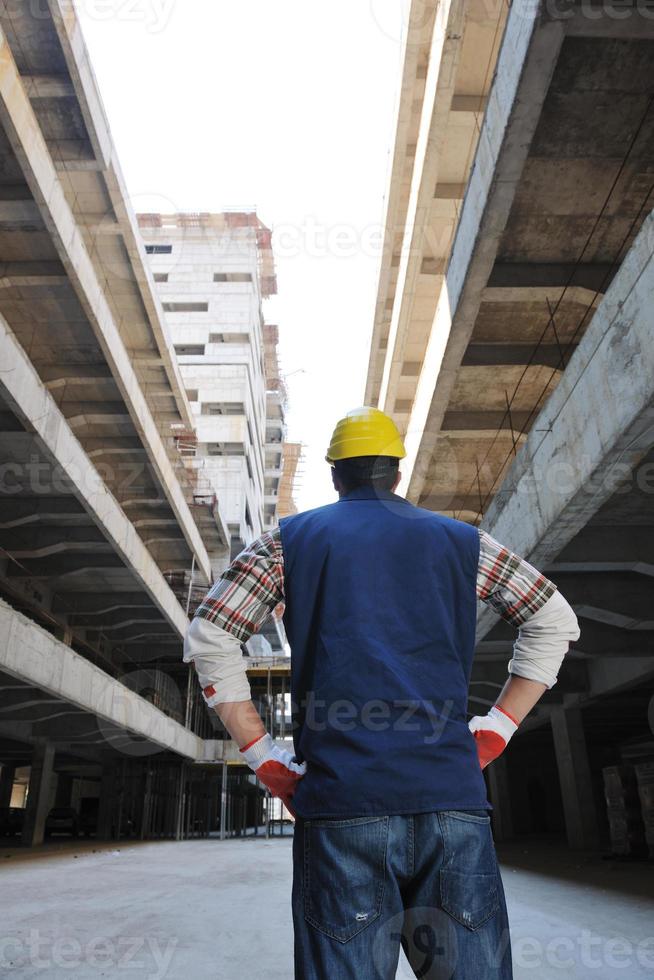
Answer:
[{"xmin": 184, "ymin": 407, "xmax": 580, "ymax": 979}]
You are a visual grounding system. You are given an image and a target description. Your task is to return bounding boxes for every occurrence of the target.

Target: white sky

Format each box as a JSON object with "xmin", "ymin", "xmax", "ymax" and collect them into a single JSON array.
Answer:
[{"xmin": 75, "ymin": 0, "xmax": 408, "ymax": 511}]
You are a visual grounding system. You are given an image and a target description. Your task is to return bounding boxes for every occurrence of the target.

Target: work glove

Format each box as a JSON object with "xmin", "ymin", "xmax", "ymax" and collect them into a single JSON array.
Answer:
[
  {"xmin": 240, "ymin": 733, "xmax": 306, "ymax": 814},
  {"xmin": 468, "ymin": 705, "xmax": 519, "ymax": 769}
]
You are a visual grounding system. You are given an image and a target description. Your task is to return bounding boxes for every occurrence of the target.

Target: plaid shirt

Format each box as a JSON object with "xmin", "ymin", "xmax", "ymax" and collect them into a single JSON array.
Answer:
[{"xmin": 194, "ymin": 527, "xmax": 556, "ymax": 642}]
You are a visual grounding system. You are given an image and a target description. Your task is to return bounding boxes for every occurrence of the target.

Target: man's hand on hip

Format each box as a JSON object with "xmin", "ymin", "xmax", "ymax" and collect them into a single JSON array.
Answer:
[
  {"xmin": 240, "ymin": 733, "xmax": 307, "ymax": 811},
  {"xmin": 468, "ymin": 705, "xmax": 519, "ymax": 769}
]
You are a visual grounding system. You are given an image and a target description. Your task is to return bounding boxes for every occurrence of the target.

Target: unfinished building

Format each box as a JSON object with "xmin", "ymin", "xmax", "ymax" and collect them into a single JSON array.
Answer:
[
  {"xmin": 366, "ymin": 0, "xmax": 654, "ymax": 851},
  {"xmin": 0, "ymin": 2, "xmax": 292, "ymax": 846}
]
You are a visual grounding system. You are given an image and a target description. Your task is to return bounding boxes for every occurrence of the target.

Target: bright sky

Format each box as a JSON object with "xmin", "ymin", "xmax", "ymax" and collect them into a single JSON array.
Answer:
[{"xmin": 76, "ymin": 0, "xmax": 407, "ymax": 511}]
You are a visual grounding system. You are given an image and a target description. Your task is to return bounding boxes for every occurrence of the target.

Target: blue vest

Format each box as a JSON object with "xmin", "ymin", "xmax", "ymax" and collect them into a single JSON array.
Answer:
[{"xmin": 279, "ymin": 488, "xmax": 489, "ymax": 818}]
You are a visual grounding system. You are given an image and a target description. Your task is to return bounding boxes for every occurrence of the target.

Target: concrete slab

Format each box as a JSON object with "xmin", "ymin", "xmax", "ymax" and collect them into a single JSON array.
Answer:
[
  {"xmin": 0, "ymin": 24, "xmax": 211, "ymax": 584},
  {"xmin": 0, "ymin": 837, "xmax": 652, "ymax": 979},
  {"xmin": 0, "ymin": 598, "xmax": 204, "ymax": 761}
]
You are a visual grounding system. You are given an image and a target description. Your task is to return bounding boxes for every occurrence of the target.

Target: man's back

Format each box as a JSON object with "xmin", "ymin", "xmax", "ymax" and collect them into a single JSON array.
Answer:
[{"xmin": 280, "ymin": 488, "xmax": 487, "ymax": 818}]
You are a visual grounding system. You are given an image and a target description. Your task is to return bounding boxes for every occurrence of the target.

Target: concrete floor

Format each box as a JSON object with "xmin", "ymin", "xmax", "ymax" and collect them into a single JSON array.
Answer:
[{"xmin": 0, "ymin": 836, "xmax": 652, "ymax": 978}]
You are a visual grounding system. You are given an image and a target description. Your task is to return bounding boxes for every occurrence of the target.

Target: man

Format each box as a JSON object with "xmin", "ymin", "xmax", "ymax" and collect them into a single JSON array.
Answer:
[{"xmin": 184, "ymin": 407, "xmax": 580, "ymax": 979}]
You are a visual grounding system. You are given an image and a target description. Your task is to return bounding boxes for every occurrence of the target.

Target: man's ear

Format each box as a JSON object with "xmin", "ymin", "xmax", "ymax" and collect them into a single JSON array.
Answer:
[
  {"xmin": 331, "ymin": 467, "xmax": 341, "ymax": 493},
  {"xmin": 392, "ymin": 470, "xmax": 402, "ymax": 492}
]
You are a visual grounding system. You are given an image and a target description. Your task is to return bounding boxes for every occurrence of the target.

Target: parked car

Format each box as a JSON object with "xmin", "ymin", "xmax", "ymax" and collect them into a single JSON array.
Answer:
[
  {"xmin": 0, "ymin": 807, "xmax": 25, "ymax": 837},
  {"xmin": 45, "ymin": 807, "xmax": 79, "ymax": 838}
]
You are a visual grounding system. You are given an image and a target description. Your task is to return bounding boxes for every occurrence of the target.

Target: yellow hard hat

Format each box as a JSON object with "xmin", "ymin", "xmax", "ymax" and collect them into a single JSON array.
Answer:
[{"xmin": 326, "ymin": 407, "xmax": 406, "ymax": 463}]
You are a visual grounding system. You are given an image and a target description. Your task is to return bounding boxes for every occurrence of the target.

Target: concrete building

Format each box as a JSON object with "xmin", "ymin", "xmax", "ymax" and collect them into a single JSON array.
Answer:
[
  {"xmin": 137, "ymin": 214, "xmax": 292, "ymax": 667},
  {"xmin": 0, "ymin": 3, "xmax": 293, "ymax": 848},
  {"xmin": 138, "ymin": 211, "xmax": 280, "ymax": 569},
  {"xmin": 366, "ymin": 0, "xmax": 654, "ymax": 852}
]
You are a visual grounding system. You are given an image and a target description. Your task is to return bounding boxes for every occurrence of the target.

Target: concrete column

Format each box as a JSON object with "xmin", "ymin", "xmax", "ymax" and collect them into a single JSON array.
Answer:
[
  {"xmin": 487, "ymin": 755, "xmax": 514, "ymax": 843},
  {"xmin": 219, "ymin": 762, "xmax": 227, "ymax": 841},
  {"xmin": 551, "ymin": 705, "xmax": 600, "ymax": 850},
  {"xmin": 21, "ymin": 743, "xmax": 55, "ymax": 847},
  {"xmin": 96, "ymin": 765, "xmax": 116, "ymax": 840},
  {"xmin": 0, "ymin": 764, "xmax": 16, "ymax": 808},
  {"xmin": 174, "ymin": 763, "xmax": 186, "ymax": 841}
]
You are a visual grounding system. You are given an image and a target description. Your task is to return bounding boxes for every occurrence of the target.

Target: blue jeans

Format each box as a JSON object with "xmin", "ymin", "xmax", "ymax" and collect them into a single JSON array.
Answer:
[{"xmin": 292, "ymin": 811, "xmax": 512, "ymax": 979}]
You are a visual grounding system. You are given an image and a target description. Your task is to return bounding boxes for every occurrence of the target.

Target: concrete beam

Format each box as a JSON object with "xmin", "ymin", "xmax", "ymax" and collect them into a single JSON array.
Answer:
[
  {"xmin": 0, "ymin": 497, "xmax": 88, "ymax": 529},
  {"xmin": 567, "ymin": 619, "xmax": 654, "ymax": 657},
  {"xmin": 476, "ymin": 211, "xmax": 654, "ymax": 639},
  {"xmin": 554, "ymin": 526, "xmax": 654, "ymax": 565},
  {"xmin": 418, "ymin": 492, "xmax": 488, "ymax": 513},
  {"xmin": 47, "ymin": 1, "xmax": 196, "ymax": 431},
  {"xmin": 70, "ymin": 610, "xmax": 164, "ymax": 630},
  {"xmin": 0, "ymin": 597, "xmax": 203, "ymax": 761},
  {"xmin": 403, "ymin": 3, "xmax": 567, "ymax": 499},
  {"xmin": 0, "ymin": 258, "xmax": 66, "ymax": 281},
  {"xmin": 451, "ymin": 94, "xmax": 487, "ymax": 113},
  {"xmin": 65, "ymin": 413, "xmax": 132, "ymax": 430},
  {"xmin": 0, "ymin": 199, "xmax": 42, "ymax": 229},
  {"xmin": 364, "ymin": 0, "xmax": 438, "ymax": 404},
  {"xmin": 547, "ymin": 561, "xmax": 654, "ymax": 580},
  {"xmin": 561, "ymin": 2, "xmax": 654, "ymax": 38},
  {"xmin": 551, "ymin": 572, "xmax": 654, "ymax": 620},
  {"xmin": 53, "ymin": 157, "xmax": 101, "ymax": 173},
  {"xmin": 435, "ymin": 182, "xmax": 466, "ymax": 199},
  {"xmin": 487, "ymin": 262, "xmax": 614, "ymax": 293},
  {"xmin": 52, "ymin": 593, "xmax": 151, "ymax": 615},
  {"xmin": 0, "ymin": 27, "xmax": 211, "ymax": 584},
  {"xmin": 1, "ymin": 535, "xmax": 111, "ymax": 559},
  {"xmin": 587, "ymin": 655, "xmax": 654, "ymax": 701},
  {"xmin": 0, "ymin": 318, "xmax": 189, "ymax": 636},
  {"xmin": 79, "ymin": 217, "xmax": 123, "ymax": 236},
  {"xmin": 442, "ymin": 409, "xmax": 533, "ymax": 431},
  {"xmin": 574, "ymin": 605, "xmax": 654, "ymax": 631},
  {"xmin": 21, "ymin": 74, "xmax": 76, "ymax": 99},
  {"xmin": 39, "ymin": 363, "xmax": 113, "ymax": 384},
  {"xmin": 7, "ymin": 554, "xmax": 125, "ymax": 578},
  {"xmin": 31, "ymin": 716, "xmax": 108, "ymax": 741},
  {"xmin": 462, "ymin": 344, "xmax": 576, "ymax": 369},
  {"xmin": 378, "ymin": 0, "xmax": 468, "ymax": 411}
]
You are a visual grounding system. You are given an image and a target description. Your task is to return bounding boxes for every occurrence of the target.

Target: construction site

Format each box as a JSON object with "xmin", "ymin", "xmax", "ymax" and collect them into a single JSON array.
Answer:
[{"xmin": 0, "ymin": 1, "xmax": 653, "ymax": 978}]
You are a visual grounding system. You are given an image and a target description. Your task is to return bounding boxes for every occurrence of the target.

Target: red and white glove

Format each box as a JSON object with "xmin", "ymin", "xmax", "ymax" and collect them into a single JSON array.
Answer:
[
  {"xmin": 240, "ymin": 734, "xmax": 306, "ymax": 814},
  {"xmin": 468, "ymin": 705, "xmax": 519, "ymax": 769}
]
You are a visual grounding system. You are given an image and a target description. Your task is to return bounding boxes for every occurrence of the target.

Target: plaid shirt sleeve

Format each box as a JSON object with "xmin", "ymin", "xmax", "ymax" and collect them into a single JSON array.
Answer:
[
  {"xmin": 194, "ymin": 528, "xmax": 284, "ymax": 642},
  {"xmin": 477, "ymin": 529, "xmax": 557, "ymax": 626}
]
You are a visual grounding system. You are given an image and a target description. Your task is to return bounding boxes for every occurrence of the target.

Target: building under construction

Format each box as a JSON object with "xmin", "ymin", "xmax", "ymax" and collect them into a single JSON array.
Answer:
[
  {"xmin": 367, "ymin": 0, "xmax": 654, "ymax": 855},
  {"xmin": 0, "ymin": 2, "xmax": 293, "ymax": 849}
]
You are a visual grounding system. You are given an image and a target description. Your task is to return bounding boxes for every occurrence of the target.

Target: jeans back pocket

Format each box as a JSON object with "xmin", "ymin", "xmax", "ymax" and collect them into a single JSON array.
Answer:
[
  {"xmin": 304, "ymin": 816, "xmax": 389, "ymax": 943},
  {"xmin": 437, "ymin": 810, "xmax": 500, "ymax": 931}
]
